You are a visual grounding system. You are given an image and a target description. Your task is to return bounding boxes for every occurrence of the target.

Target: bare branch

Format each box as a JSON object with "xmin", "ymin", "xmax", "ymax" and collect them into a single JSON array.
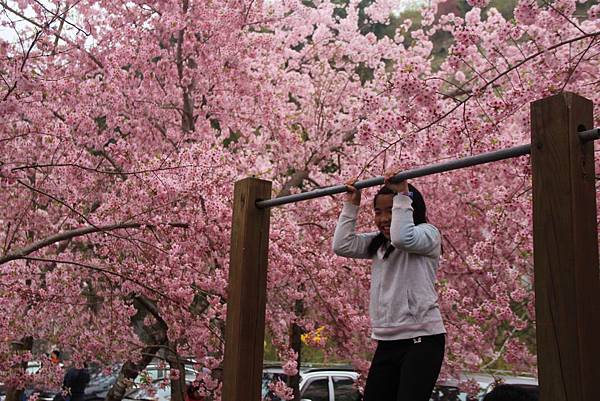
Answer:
[
  {"xmin": 0, "ymin": 222, "xmax": 188, "ymax": 265},
  {"xmin": 51, "ymin": 2, "xmax": 68, "ymax": 55},
  {"xmin": 12, "ymin": 162, "xmax": 198, "ymax": 176},
  {"xmin": 20, "ymin": 29, "xmax": 42, "ymax": 72},
  {"xmin": 541, "ymin": 0, "xmax": 587, "ymax": 36},
  {"xmin": 560, "ymin": 36, "xmax": 598, "ymax": 92},
  {"xmin": 277, "ymin": 170, "xmax": 309, "ymax": 198},
  {"xmin": 86, "ymin": 147, "xmax": 127, "ymax": 180},
  {"xmin": 297, "ymin": 222, "xmax": 326, "ymax": 230},
  {"xmin": 18, "ymin": 256, "xmax": 174, "ymax": 301},
  {"xmin": 0, "ymin": 1, "xmax": 104, "ymax": 69},
  {"xmin": 32, "ymin": 0, "xmax": 89, "ymax": 38},
  {"xmin": 357, "ymin": 30, "xmax": 600, "ymax": 179}
]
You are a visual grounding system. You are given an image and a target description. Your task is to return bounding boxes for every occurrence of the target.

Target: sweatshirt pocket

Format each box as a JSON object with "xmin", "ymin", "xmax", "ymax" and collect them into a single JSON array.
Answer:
[
  {"xmin": 407, "ymin": 289, "xmax": 417, "ymax": 320},
  {"xmin": 410, "ymin": 287, "xmax": 438, "ymax": 322},
  {"xmin": 374, "ymin": 288, "xmax": 413, "ymax": 327}
]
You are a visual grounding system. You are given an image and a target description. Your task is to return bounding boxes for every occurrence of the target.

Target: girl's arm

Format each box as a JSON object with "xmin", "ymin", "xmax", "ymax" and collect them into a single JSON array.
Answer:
[
  {"xmin": 389, "ymin": 195, "xmax": 441, "ymax": 257},
  {"xmin": 332, "ymin": 202, "xmax": 377, "ymax": 259}
]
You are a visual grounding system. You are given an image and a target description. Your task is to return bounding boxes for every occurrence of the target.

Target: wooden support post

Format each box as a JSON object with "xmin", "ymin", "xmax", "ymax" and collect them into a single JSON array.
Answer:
[
  {"xmin": 222, "ymin": 177, "xmax": 272, "ymax": 401},
  {"xmin": 531, "ymin": 92, "xmax": 600, "ymax": 401}
]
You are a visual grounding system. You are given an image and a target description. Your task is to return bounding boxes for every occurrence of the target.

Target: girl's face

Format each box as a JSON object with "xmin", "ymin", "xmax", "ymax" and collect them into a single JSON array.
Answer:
[{"xmin": 374, "ymin": 194, "xmax": 394, "ymax": 239}]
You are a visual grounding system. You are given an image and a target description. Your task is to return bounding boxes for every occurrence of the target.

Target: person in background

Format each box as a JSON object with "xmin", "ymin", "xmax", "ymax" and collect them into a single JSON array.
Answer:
[
  {"xmin": 54, "ymin": 363, "xmax": 90, "ymax": 401},
  {"xmin": 49, "ymin": 350, "xmax": 61, "ymax": 365}
]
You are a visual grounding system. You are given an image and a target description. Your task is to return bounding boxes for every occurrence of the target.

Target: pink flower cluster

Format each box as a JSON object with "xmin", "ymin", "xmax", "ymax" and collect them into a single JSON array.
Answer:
[{"xmin": 1, "ymin": 0, "xmax": 599, "ymax": 399}]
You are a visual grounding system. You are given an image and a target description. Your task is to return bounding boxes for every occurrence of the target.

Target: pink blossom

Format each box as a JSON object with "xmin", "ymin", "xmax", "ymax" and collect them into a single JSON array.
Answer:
[
  {"xmin": 169, "ymin": 369, "xmax": 181, "ymax": 381},
  {"xmin": 466, "ymin": 0, "xmax": 490, "ymax": 7},
  {"xmin": 2, "ymin": 0, "xmax": 598, "ymax": 398},
  {"xmin": 269, "ymin": 380, "xmax": 294, "ymax": 400},
  {"xmin": 514, "ymin": 0, "xmax": 539, "ymax": 25}
]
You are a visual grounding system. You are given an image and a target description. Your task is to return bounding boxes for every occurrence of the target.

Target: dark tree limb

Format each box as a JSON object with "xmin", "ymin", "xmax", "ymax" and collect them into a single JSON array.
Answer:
[
  {"xmin": 0, "ymin": 222, "xmax": 188, "ymax": 265},
  {"xmin": 105, "ymin": 296, "xmax": 169, "ymax": 401}
]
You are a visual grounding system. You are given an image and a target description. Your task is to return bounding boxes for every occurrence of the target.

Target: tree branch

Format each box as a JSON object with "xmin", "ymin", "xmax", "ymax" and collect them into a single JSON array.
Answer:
[
  {"xmin": 277, "ymin": 170, "xmax": 309, "ymax": 197},
  {"xmin": 12, "ymin": 162, "xmax": 197, "ymax": 177},
  {"xmin": 0, "ymin": 1, "xmax": 104, "ymax": 69},
  {"xmin": 0, "ymin": 222, "xmax": 189, "ymax": 265},
  {"xmin": 357, "ymin": 30, "xmax": 600, "ymax": 179},
  {"xmin": 86, "ymin": 147, "xmax": 127, "ymax": 181}
]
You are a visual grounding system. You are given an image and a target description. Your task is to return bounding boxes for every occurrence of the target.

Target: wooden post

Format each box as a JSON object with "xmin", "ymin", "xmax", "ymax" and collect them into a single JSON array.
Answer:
[
  {"xmin": 222, "ymin": 177, "xmax": 272, "ymax": 401},
  {"xmin": 531, "ymin": 92, "xmax": 600, "ymax": 401}
]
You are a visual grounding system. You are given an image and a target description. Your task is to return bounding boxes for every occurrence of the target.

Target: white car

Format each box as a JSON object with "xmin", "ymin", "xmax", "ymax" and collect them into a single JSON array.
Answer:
[
  {"xmin": 262, "ymin": 367, "xmax": 360, "ymax": 401},
  {"xmin": 123, "ymin": 364, "xmax": 199, "ymax": 401},
  {"xmin": 263, "ymin": 367, "xmax": 538, "ymax": 401}
]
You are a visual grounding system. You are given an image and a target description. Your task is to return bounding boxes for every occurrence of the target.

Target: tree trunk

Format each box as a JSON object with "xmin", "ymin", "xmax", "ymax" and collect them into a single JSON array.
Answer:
[
  {"xmin": 167, "ymin": 349, "xmax": 186, "ymax": 401},
  {"xmin": 288, "ymin": 299, "xmax": 304, "ymax": 401},
  {"xmin": 104, "ymin": 350, "xmax": 160, "ymax": 401},
  {"xmin": 105, "ymin": 297, "xmax": 168, "ymax": 401}
]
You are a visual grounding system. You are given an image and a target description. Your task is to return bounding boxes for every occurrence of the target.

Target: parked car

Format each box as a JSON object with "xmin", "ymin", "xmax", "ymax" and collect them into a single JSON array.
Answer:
[
  {"xmin": 85, "ymin": 362, "xmax": 190, "ymax": 400},
  {"xmin": 433, "ymin": 372, "xmax": 538, "ymax": 401},
  {"xmin": 122, "ymin": 380, "xmax": 173, "ymax": 401},
  {"xmin": 476, "ymin": 372, "xmax": 538, "ymax": 400},
  {"xmin": 263, "ymin": 367, "xmax": 539, "ymax": 401},
  {"xmin": 0, "ymin": 362, "xmax": 60, "ymax": 401},
  {"xmin": 83, "ymin": 363, "xmax": 126, "ymax": 401},
  {"xmin": 0, "ymin": 360, "xmax": 199, "ymax": 401},
  {"xmin": 262, "ymin": 366, "xmax": 360, "ymax": 401},
  {"xmin": 121, "ymin": 362, "xmax": 199, "ymax": 401}
]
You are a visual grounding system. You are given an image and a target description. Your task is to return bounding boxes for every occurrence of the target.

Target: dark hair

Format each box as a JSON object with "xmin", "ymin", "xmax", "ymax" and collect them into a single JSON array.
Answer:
[
  {"xmin": 367, "ymin": 184, "xmax": 428, "ymax": 258},
  {"xmin": 482, "ymin": 384, "xmax": 538, "ymax": 401}
]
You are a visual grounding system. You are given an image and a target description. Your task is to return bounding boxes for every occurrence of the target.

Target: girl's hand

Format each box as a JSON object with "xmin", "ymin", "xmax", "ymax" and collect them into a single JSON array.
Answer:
[
  {"xmin": 344, "ymin": 180, "xmax": 361, "ymax": 206},
  {"xmin": 384, "ymin": 170, "xmax": 409, "ymax": 194}
]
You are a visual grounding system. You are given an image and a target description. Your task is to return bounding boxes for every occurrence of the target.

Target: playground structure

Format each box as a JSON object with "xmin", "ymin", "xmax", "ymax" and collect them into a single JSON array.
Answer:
[{"xmin": 221, "ymin": 93, "xmax": 600, "ymax": 401}]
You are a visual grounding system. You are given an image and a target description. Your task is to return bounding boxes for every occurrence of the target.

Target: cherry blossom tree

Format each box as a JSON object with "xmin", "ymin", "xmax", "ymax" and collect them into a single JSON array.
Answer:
[{"xmin": 1, "ymin": 0, "xmax": 599, "ymax": 400}]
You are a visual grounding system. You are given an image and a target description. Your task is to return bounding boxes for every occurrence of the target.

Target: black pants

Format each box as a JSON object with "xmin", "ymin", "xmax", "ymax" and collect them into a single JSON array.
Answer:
[{"xmin": 363, "ymin": 334, "xmax": 445, "ymax": 401}]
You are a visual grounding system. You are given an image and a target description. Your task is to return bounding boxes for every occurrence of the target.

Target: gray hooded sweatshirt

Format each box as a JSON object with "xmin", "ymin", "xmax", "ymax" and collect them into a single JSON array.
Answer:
[{"xmin": 332, "ymin": 194, "xmax": 446, "ymax": 340}]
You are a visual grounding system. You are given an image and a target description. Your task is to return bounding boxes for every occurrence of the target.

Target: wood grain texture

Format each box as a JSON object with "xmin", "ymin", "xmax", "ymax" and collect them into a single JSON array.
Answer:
[
  {"xmin": 531, "ymin": 92, "xmax": 600, "ymax": 401},
  {"xmin": 222, "ymin": 177, "xmax": 272, "ymax": 401}
]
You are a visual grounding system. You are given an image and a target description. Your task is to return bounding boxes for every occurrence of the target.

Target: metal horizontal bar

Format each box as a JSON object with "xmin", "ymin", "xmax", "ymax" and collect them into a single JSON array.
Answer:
[
  {"xmin": 257, "ymin": 144, "xmax": 531, "ymax": 209},
  {"xmin": 257, "ymin": 128, "xmax": 598, "ymax": 209},
  {"xmin": 579, "ymin": 127, "xmax": 600, "ymax": 142}
]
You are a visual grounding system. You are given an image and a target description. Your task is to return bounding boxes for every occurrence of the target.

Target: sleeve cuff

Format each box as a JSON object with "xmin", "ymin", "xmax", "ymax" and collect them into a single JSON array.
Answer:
[
  {"xmin": 341, "ymin": 202, "xmax": 360, "ymax": 216},
  {"xmin": 393, "ymin": 194, "xmax": 413, "ymax": 208}
]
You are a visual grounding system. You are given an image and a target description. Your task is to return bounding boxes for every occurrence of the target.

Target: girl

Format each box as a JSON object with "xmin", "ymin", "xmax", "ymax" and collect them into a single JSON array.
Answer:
[{"xmin": 332, "ymin": 174, "xmax": 445, "ymax": 401}]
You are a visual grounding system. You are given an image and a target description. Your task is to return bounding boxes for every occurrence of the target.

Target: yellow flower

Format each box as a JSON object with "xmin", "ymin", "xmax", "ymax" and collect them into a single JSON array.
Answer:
[{"xmin": 301, "ymin": 326, "xmax": 327, "ymax": 345}]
